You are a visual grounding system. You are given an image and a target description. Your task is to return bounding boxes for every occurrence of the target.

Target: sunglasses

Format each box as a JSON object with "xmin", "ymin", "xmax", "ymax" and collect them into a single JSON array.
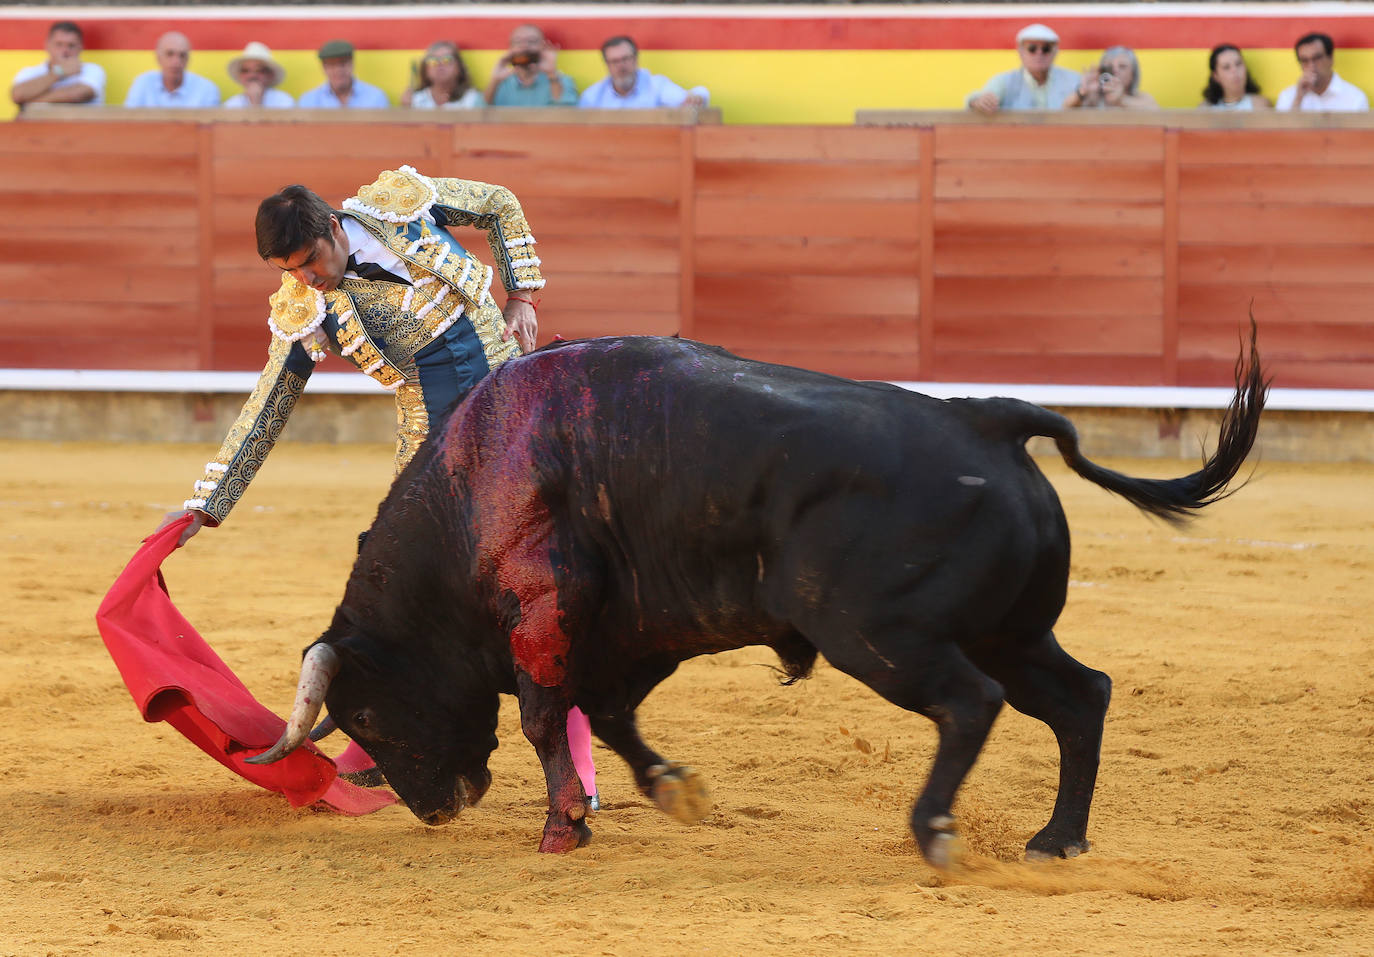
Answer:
[
  {"xmin": 1024, "ymin": 43, "xmax": 1057, "ymax": 54},
  {"xmin": 424, "ymin": 54, "xmax": 457, "ymax": 65}
]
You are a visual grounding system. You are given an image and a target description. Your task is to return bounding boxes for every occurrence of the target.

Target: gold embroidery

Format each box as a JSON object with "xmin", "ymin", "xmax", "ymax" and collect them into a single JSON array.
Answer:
[
  {"xmin": 428, "ymin": 178, "xmax": 544, "ymax": 293},
  {"xmin": 330, "ymin": 286, "xmax": 408, "ymax": 388},
  {"xmin": 394, "ymin": 383, "xmax": 430, "ymax": 472},
  {"xmin": 268, "ymin": 274, "xmax": 326, "ymax": 342},
  {"xmin": 469, "ymin": 294, "xmax": 521, "ymax": 371},
  {"xmin": 190, "ymin": 337, "xmax": 309, "ymax": 524},
  {"xmin": 346, "ymin": 167, "xmax": 437, "ymax": 223}
]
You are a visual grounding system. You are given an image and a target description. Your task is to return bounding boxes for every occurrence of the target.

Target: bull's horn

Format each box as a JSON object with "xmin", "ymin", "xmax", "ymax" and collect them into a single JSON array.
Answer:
[
  {"xmin": 308, "ymin": 714, "xmax": 338, "ymax": 742},
  {"xmin": 245, "ymin": 643, "xmax": 341, "ymax": 765}
]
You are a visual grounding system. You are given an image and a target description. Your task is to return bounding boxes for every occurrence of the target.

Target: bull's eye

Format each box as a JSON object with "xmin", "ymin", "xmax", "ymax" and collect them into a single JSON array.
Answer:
[{"xmin": 352, "ymin": 709, "xmax": 373, "ymax": 730}]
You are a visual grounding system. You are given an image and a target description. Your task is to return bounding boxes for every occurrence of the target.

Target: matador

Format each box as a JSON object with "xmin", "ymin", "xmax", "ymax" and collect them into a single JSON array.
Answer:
[{"xmin": 161, "ymin": 165, "xmax": 544, "ymax": 540}]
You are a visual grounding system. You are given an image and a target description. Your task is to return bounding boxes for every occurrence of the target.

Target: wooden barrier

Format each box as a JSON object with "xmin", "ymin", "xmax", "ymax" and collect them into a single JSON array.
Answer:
[{"xmin": 2, "ymin": 108, "xmax": 1371, "ymax": 389}]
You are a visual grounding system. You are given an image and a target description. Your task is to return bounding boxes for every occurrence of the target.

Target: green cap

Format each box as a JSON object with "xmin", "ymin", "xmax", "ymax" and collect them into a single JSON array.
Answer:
[{"xmin": 318, "ymin": 39, "xmax": 355, "ymax": 60}]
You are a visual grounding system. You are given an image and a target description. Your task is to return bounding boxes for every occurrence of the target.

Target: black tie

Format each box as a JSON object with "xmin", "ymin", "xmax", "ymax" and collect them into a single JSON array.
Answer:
[{"xmin": 346, "ymin": 254, "xmax": 409, "ymax": 286}]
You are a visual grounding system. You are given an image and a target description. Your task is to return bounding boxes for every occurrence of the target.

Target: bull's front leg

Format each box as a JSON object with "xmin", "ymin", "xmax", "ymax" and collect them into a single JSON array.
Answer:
[{"xmin": 515, "ymin": 670, "xmax": 591, "ymax": 853}]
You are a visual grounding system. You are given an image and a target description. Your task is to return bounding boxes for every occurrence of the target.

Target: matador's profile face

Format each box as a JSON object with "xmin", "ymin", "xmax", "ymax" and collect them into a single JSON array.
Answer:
[{"xmin": 269, "ymin": 216, "xmax": 350, "ymax": 292}]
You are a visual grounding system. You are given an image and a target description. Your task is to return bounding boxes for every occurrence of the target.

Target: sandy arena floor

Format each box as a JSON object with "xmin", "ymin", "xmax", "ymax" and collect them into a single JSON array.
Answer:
[{"xmin": 2, "ymin": 438, "xmax": 1371, "ymax": 956}]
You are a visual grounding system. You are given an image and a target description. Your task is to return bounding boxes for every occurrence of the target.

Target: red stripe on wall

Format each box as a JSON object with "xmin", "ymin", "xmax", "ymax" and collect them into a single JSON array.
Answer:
[{"xmin": 2, "ymin": 15, "xmax": 1373, "ymax": 52}]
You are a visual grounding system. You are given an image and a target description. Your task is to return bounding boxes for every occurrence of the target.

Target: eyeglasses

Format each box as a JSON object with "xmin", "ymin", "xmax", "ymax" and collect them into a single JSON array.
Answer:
[
  {"xmin": 424, "ymin": 54, "xmax": 456, "ymax": 65},
  {"xmin": 1023, "ymin": 43, "xmax": 1056, "ymax": 54}
]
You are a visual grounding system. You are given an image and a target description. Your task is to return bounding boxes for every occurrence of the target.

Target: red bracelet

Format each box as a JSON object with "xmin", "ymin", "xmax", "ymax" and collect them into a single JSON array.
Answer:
[{"xmin": 509, "ymin": 294, "xmax": 541, "ymax": 312}]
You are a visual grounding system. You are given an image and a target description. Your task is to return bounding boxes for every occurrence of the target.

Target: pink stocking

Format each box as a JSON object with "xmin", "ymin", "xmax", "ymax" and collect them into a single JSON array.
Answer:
[
  {"xmin": 566, "ymin": 706, "xmax": 597, "ymax": 797},
  {"xmin": 335, "ymin": 739, "xmax": 376, "ymax": 774}
]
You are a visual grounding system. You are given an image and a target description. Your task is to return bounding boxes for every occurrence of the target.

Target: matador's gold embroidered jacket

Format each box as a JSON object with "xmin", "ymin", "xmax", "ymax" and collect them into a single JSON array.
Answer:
[{"xmin": 185, "ymin": 166, "xmax": 545, "ymax": 525}]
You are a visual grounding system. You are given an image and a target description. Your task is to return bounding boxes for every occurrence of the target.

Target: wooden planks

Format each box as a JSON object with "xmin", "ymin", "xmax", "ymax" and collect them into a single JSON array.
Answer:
[
  {"xmin": 0, "ymin": 122, "xmax": 200, "ymax": 369},
  {"xmin": 0, "ymin": 118, "xmax": 1370, "ymax": 388},
  {"xmin": 929, "ymin": 125, "xmax": 1168, "ymax": 384},
  {"xmin": 1175, "ymin": 127, "xmax": 1374, "ymax": 387},
  {"xmin": 692, "ymin": 125, "xmax": 921, "ymax": 376}
]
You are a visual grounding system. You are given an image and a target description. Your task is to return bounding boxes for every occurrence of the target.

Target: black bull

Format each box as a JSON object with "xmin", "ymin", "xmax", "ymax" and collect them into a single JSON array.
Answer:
[{"xmin": 250, "ymin": 330, "xmax": 1266, "ymax": 867}]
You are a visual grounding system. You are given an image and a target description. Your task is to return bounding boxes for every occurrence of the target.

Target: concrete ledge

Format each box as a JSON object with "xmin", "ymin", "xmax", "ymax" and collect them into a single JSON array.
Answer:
[{"xmin": 3, "ymin": 385, "xmax": 1372, "ymax": 462}]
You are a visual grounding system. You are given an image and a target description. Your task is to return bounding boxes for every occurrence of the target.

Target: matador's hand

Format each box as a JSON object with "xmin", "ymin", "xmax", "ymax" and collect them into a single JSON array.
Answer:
[{"xmin": 502, "ymin": 297, "xmax": 538, "ymax": 353}]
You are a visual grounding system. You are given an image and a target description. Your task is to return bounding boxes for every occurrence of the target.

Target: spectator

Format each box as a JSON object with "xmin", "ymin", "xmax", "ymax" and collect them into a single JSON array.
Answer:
[
  {"xmin": 1276, "ymin": 32, "xmax": 1369, "ymax": 111},
  {"xmin": 10, "ymin": 20, "xmax": 105, "ymax": 110},
  {"xmin": 1063, "ymin": 46, "xmax": 1158, "ymax": 110},
  {"xmin": 402, "ymin": 40, "xmax": 484, "ymax": 109},
  {"xmin": 486, "ymin": 24, "xmax": 577, "ymax": 107},
  {"xmin": 123, "ymin": 31, "xmax": 220, "ymax": 109},
  {"xmin": 578, "ymin": 35, "xmax": 708, "ymax": 109},
  {"xmin": 1200, "ymin": 44, "xmax": 1272, "ymax": 111},
  {"xmin": 967, "ymin": 24, "xmax": 1077, "ymax": 113},
  {"xmin": 299, "ymin": 39, "xmax": 389, "ymax": 109},
  {"xmin": 223, "ymin": 42, "xmax": 293, "ymax": 109}
]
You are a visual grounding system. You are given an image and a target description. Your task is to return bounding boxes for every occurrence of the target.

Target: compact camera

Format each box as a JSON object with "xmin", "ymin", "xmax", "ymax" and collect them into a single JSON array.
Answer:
[
  {"xmin": 510, "ymin": 51, "xmax": 539, "ymax": 67},
  {"xmin": 1099, "ymin": 72, "xmax": 1114, "ymax": 87}
]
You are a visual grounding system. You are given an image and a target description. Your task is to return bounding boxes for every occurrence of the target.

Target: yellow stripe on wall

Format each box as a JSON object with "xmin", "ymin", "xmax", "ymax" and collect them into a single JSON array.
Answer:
[{"xmin": 2, "ymin": 48, "xmax": 1368, "ymax": 122}]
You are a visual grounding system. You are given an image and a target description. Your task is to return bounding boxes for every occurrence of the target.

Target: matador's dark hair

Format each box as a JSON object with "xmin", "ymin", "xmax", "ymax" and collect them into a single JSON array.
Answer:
[{"xmin": 255, "ymin": 185, "xmax": 335, "ymax": 261}]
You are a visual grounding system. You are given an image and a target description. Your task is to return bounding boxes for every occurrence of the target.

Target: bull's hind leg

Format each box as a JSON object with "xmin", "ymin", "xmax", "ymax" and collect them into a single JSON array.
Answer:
[
  {"xmin": 970, "ymin": 630, "xmax": 1111, "ymax": 860},
  {"xmin": 587, "ymin": 659, "xmax": 712, "ymax": 824},
  {"xmin": 822, "ymin": 638, "xmax": 1005, "ymax": 869}
]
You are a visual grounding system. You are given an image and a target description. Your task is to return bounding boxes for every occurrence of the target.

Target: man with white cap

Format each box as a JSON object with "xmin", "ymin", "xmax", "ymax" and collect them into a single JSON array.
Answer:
[
  {"xmin": 224, "ymin": 41, "xmax": 294, "ymax": 109},
  {"xmin": 968, "ymin": 23, "xmax": 1079, "ymax": 113}
]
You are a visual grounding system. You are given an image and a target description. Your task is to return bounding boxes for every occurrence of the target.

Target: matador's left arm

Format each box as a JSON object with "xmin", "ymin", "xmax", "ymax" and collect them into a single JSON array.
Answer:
[{"xmin": 425, "ymin": 177, "xmax": 547, "ymax": 295}]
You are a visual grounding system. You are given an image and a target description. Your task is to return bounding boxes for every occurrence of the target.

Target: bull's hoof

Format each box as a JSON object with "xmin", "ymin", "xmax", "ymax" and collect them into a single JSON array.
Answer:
[
  {"xmin": 1026, "ymin": 821, "xmax": 1091, "ymax": 861},
  {"xmin": 648, "ymin": 762, "xmax": 712, "ymax": 824},
  {"xmin": 916, "ymin": 814, "xmax": 964, "ymax": 871},
  {"xmin": 538, "ymin": 815, "xmax": 592, "ymax": 853},
  {"xmin": 1026, "ymin": 836, "xmax": 1091, "ymax": 861}
]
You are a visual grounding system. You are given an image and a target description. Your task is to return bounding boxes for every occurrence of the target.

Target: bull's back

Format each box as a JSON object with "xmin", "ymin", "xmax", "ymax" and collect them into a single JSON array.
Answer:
[{"xmin": 447, "ymin": 337, "xmax": 1064, "ymax": 640}]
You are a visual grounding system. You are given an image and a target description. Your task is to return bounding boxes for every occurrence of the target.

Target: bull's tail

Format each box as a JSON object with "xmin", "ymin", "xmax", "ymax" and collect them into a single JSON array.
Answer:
[{"xmin": 1004, "ymin": 320, "xmax": 1268, "ymax": 526}]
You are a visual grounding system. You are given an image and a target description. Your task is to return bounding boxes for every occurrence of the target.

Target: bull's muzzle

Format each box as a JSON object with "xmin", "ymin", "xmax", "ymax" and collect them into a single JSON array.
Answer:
[{"xmin": 244, "ymin": 642, "xmax": 340, "ymax": 765}]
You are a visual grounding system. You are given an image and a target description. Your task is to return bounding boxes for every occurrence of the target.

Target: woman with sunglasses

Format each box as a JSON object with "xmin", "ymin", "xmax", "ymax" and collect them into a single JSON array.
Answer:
[{"xmin": 403, "ymin": 41, "xmax": 484, "ymax": 109}]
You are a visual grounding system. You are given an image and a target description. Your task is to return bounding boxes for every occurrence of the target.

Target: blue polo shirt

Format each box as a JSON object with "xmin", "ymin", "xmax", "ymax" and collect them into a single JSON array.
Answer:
[
  {"xmin": 298, "ymin": 78, "xmax": 389, "ymax": 109},
  {"xmin": 124, "ymin": 70, "xmax": 221, "ymax": 108}
]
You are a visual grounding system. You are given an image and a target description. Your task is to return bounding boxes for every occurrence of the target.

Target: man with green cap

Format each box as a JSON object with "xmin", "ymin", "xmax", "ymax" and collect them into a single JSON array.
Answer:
[{"xmin": 300, "ymin": 38, "xmax": 389, "ymax": 108}]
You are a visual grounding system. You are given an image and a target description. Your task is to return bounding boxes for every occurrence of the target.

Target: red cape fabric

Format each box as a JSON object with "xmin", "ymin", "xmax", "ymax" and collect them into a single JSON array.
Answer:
[{"xmin": 95, "ymin": 516, "xmax": 395, "ymax": 816}]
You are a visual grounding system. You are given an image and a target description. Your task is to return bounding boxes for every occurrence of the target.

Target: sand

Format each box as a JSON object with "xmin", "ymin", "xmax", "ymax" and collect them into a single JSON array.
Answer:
[{"xmin": 2, "ymin": 438, "xmax": 1371, "ymax": 956}]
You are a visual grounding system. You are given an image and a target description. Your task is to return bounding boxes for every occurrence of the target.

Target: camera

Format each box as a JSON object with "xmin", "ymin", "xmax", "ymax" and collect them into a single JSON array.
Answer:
[
  {"xmin": 510, "ymin": 51, "xmax": 538, "ymax": 67},
  {"xmin": 1099, "ymin": 72, "xmax": 1114, "ymax": 88}
]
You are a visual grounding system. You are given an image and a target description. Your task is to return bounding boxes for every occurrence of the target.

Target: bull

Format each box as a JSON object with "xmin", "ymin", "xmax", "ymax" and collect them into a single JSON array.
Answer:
[{"xmin": 249, "ymin": 329, "xmax": 1266, "ymax": 867}]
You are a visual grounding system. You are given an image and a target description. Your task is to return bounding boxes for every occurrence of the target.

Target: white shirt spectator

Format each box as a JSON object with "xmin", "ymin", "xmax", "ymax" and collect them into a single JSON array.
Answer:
[
  {"xmin": 223, "ymin": 88, "xmax": 294, "ymax": 109},
  {"xmin": 411, "ymin": 87, "xmax": 485, "ymax": 110},
  {"xmin": 12, "ymin": 61, "xmax": 105, "ymax": 105},
  {"xmin": 578, "ymin": 68, "xmax": 707, "ymax": 109},
  {"xmin": 1275, "ymin": 72, "xmax": 1369, "ymax": 111},
  {"xmin": 124, "ymin": 70, "xmax": 220, "ymax": 108}
]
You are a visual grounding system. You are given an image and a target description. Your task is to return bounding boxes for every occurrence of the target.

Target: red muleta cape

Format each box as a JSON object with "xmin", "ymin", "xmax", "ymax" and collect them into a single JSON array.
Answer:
[{"xmin": 94, "ymin": 516, "xmax": 394, "ymax": 815}]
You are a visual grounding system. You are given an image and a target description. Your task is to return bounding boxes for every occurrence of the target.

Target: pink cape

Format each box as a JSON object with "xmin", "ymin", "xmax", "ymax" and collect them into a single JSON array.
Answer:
[{"xmin": 94, "ymin": 516, "xmax": 395, "ymax": 815}]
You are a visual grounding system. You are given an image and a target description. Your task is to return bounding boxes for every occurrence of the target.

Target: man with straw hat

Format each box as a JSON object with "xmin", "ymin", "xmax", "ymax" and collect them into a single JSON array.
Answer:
[{"xmin": 224, "ymin": 41, "xmax": 293, "ymax": 109}]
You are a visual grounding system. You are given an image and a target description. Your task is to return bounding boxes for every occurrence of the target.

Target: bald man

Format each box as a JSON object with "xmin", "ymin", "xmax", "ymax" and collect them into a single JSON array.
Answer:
[{"xmin": 124, "ymin": 31, "xmax": 220, "ymax": 108}]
